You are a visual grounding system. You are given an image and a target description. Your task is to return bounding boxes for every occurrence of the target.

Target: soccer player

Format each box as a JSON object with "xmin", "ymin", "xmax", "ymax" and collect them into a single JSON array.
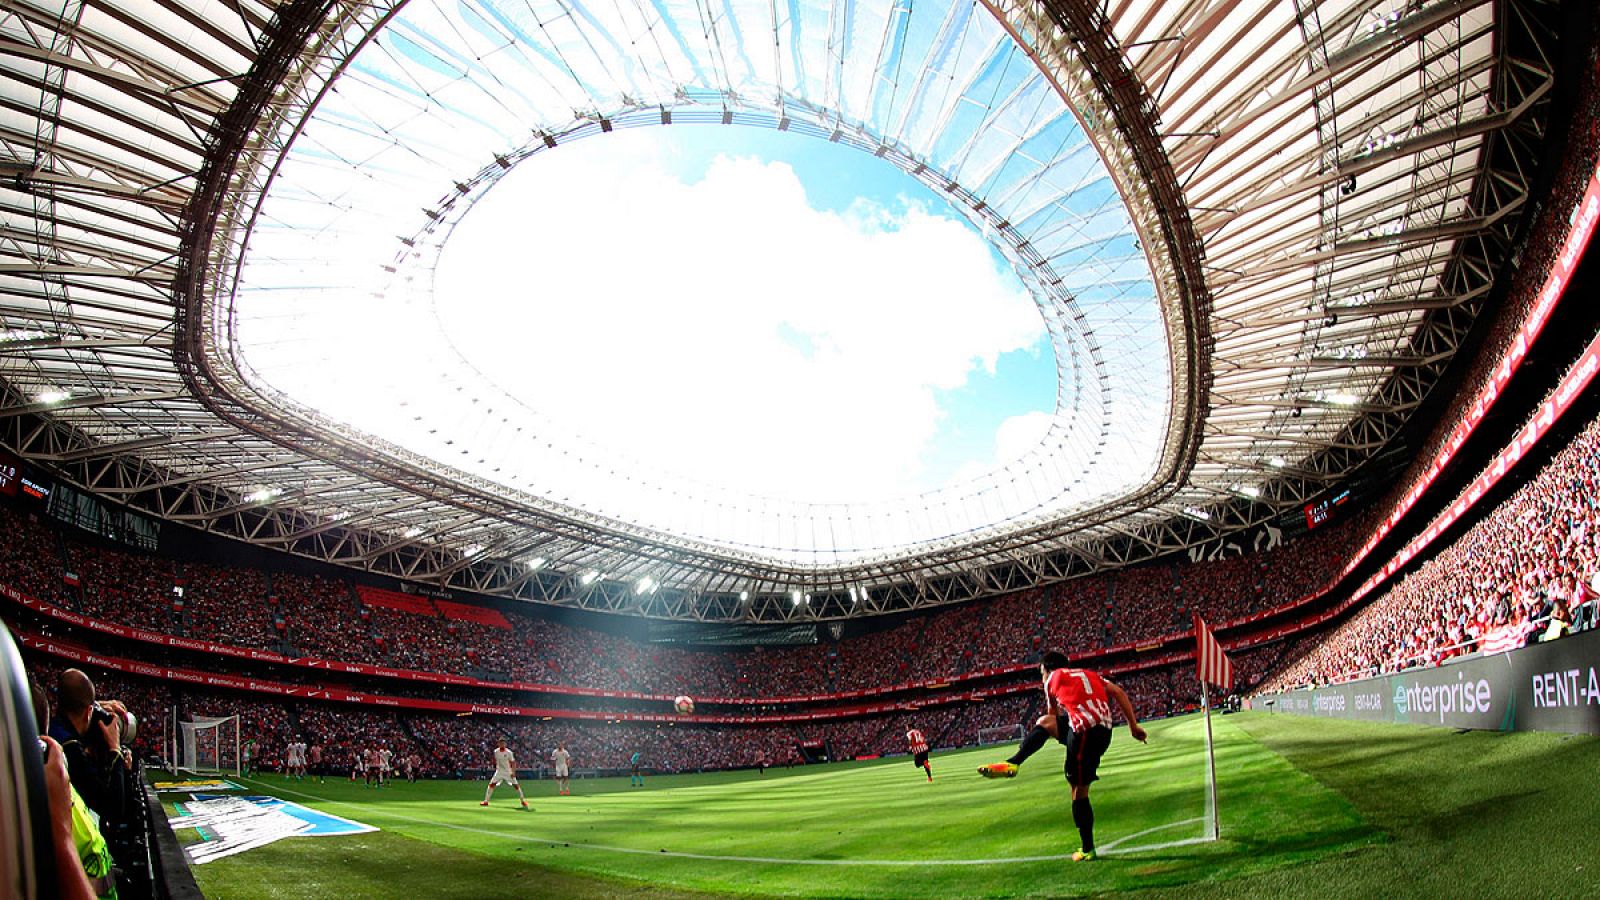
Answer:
[
  {"xmin": 242, "ymin": 738, "xmax": 256, "ymax": 777},
  {"xmin": 977, "ymin": 650, "xmax": 1147, "ymax": 861},
  {"xmin": 308, "ymin": 742, "xmax": 324, "ymax": 783},
  {"xmin": 629, "ymin": 750, "xmax": 644, "ymax": 787},
  {"xmin": 906, "ymin": 727, "xmax": 933, "ymax": 781},
  {"xmin": 364, "ymin": 746, "xmax": 381, "ymax": 788},
  {"xmin": 379, "ymin": 745, "xmax": 393, "ymax": 786},
  {"xmin": 755, "ymin": 750, "xmax": 767, "ymax": 775},
  {"xmin": 552, "ymin": 743, "xmax": 572, "ymax": 795},
  {"xmin": 481, "ymin": 737, "xmax": 530, "ymax": 809}
]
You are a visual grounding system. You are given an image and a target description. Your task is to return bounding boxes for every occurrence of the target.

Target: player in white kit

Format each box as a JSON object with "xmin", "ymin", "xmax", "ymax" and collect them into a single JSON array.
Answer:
[
  {"xmin": 552, "ymin": 743, "xmax": 572, "ymax": 796},
  {"xmin": 481, "ymin": 737, "xmax": 530, "ymax": 809},
  {"xmin": 286, "ymin": 739, "xmax": 305, "ymax": 779}
]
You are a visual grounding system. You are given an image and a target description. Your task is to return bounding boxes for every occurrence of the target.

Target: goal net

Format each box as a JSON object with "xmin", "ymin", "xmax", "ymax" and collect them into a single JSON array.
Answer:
[
  {"xmin": 977, "ymin": 724, "xmax": 1025, "ymax": 747},
  {"xmin": 178, "ymin": 715, "xmax": 241, "ymax": 777}
]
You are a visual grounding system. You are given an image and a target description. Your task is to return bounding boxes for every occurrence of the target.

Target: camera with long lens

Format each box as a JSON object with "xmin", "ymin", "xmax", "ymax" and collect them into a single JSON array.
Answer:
[{"xmin": 90, "ymin": 702, "xmax": 137, "ymax": 746}]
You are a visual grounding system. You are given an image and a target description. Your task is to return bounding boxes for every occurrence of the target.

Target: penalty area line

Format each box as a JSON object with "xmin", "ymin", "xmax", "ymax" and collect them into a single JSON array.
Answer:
[{"xmin": 245, "ymin": 778, "xmax": 1210, "ymax": 866}]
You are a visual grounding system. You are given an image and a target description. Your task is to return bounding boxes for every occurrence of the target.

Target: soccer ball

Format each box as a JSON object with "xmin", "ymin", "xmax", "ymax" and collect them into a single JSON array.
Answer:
[{"xmin": 674, "ymin": 695, "xmax": 695, "ymax": 715}]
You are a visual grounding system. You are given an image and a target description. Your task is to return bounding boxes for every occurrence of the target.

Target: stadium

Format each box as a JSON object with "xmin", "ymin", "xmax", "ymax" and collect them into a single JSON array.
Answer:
[{"xmin": 1, "ymin": 0, "xmax": 1598, "ymax": 896}]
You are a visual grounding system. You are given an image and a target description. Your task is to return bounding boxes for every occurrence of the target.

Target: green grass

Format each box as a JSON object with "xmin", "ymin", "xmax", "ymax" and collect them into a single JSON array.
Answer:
[{"xmin": 167, "ymin": 713, "xmax": 1600, "ymax": 898}]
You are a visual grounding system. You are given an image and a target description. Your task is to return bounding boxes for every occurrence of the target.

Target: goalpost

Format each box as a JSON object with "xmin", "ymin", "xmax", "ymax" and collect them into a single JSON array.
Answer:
[
  {"xmin": 977, "ymin": 724, "xmax": 1025, "ymax": 747},
  {"xmin": 177, "ymin": 715, "xmax": 242, "ymax": 778}
]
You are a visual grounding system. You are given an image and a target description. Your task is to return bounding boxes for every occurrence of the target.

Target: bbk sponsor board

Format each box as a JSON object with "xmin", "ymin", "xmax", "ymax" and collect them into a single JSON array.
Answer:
[{"xmin": 1255, "ymin": 627, "xmax": 1600, "ymax": 735}]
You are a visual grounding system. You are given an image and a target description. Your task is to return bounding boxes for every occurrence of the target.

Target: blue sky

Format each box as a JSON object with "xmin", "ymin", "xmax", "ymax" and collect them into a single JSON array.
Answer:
[{"xmin": 594, "ymin": 124, "xmax": 1058, "ymax": 490}]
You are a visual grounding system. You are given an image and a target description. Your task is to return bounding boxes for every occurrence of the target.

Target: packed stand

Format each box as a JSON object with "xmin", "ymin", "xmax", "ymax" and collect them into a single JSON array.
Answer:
[
  {"xmin": 1039, "ymin": 578, "xmax": 1111, "ymax": 655},
  {"xmin": 4, "ymin": 486, "xmax": 1364, "ymax": 701},
  {"xmin": 64, "ymin": 542, "xmax": 174, "ymax": 635},
  {"xmin": 1267, "ymin": 415, "xmax": 1600, "ymax": 689},
  {"xmin": 275, "ymin": 574, "xmax": 372, "ymax": 662},
  {"xmin": 0, "ymin": 504, "xmax": 67, "ymax": 602},
  {"xmin": 177, "ymin": 561, "xmax": 274, "ymax": 648}
]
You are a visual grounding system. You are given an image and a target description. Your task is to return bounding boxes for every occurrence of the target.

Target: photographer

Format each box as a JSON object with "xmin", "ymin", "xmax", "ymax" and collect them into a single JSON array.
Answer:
[
  {"xmin": 33, "ymin": 680, "xmax": 119, "ymax": 899},
  {"xmin": 46, "ymin": 668, "xmax": 135, "ymax": 830}
]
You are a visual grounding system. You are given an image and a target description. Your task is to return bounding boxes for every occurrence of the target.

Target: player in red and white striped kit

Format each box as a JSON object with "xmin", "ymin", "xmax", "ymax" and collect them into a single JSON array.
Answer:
[
  {"xmin": 977, "ymin": 650, "xmax": 1147, "ymax": 861},
  {"xmin": 906, "ymin": 728, "xmax": 933, "ymax": 782}
]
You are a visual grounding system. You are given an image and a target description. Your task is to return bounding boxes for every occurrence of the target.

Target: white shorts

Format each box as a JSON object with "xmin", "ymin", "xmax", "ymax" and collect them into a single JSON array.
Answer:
[
  {"xmin": 554, "ymin": 766, "xmax": 569, "ymax": 777},
  {"xmin": 489, "ymin": 773, "xmax": 518, "ymax": 787}
]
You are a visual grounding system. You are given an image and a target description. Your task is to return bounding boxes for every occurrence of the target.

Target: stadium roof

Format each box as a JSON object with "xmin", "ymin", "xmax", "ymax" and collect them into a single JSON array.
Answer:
[{"xmin": 0, "ymin": 0, "xmax": 1562, "ymax": 620}]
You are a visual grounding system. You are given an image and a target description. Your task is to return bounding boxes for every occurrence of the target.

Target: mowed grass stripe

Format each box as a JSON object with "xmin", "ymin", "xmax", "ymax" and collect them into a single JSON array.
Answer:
[
  {"xmin": 1135, "ymin": 714, "xmax": 1600, "ymax": 899},
  {"xmin": 189, "ymin": 713, "xmax": 1380, "ymax": 897}
]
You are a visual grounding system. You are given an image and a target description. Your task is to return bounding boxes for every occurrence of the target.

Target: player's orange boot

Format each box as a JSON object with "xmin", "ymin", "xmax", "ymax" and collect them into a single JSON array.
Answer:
[
  {"xmin": 479, "ymin": 800, "xmax": 489, "ymax": 806},
  {"xmin": 977, "ymin": 762, "xmax": 1018, "ymax": 778},
  {"xmin": 520, "ymin": 801, "xmax": 530, "ymax": 810}
]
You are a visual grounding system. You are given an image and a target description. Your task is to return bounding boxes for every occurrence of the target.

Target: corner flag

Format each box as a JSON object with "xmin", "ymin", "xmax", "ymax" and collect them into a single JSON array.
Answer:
[
  {"xmin": 1192, "ymin": 614, "xmax": 1232, "ymax": 841},
  {"xmin": 1194, "ymin": 614, "xmax": 1234, "ymax": 691}
]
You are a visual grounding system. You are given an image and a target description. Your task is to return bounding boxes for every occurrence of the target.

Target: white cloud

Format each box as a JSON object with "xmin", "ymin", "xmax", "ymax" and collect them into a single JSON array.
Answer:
[
  {"xmin": 946, "ymin": 410, "xmax": 1055, "ymax": 487},
  {"xmin": 424, "ymin": 131, "xmax": 1045, "ymax": 504}
]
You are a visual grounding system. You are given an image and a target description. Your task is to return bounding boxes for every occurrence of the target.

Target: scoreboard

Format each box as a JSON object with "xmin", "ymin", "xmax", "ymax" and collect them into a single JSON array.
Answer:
[{"xmin": 1303, "ymin": 488, "xmax": 1351, "ymax": 529}]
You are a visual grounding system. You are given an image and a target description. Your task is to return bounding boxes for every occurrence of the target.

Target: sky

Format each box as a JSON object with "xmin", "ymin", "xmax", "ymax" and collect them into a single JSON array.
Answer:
[{"xmin": 427, "ymin": 125, "xmax": 1058, "ymax": 504}]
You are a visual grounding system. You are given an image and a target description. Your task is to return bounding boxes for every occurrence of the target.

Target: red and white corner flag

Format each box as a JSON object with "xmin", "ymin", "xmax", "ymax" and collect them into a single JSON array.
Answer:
[
  {"xmin": 1194, "ymin": 614, "xmax": 1234, "ymax": 691},
  {"xmin": 1194, "ymin": 614, "xmax": 1231, "ymax": 842}
]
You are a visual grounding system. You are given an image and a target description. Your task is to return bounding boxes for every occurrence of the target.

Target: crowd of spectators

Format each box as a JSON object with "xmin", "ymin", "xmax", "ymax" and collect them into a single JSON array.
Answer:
[
  {"xmin": 0, "ymin": 504, "xmax": 66, "ymax": 602},
  {"xmin": 1, "ymin": 493, "xmax": 1369, "ymax": 701},
  {"xmin": 1040, "ymin": 578, "xmax": 1110, "ymax": 654},
  {"xmin": 179, "ymin": 562, "xmax": 273, "ymax": 648},
  {"xmin": 272, "ymin": 573, "xmax": 368, "ymax": 661},
  {"xmin": 1268, "ymin": 414, "xmax": 1600, "ymax": 688},
  {"xmin": 65, "ymin": 542, "xmax": 174, "ymax": 635}
]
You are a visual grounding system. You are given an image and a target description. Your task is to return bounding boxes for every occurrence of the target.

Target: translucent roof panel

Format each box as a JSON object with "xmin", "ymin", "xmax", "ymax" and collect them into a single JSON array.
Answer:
[{"xmin": 228, "ymin": 0, "xmax": 1172, "ymax": 564}]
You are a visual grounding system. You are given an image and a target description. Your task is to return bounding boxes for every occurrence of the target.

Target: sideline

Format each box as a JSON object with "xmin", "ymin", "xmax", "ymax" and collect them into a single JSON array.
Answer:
[{"xmin": 242, "ymin": 778, "xmax": 1210, "ymax": 865}]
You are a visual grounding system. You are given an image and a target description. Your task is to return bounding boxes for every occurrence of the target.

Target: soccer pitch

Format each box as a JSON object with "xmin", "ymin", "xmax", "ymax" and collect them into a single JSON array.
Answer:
[{"xmin": 175, "ymin": 712, "xmax": 1600, "ymax": 898}]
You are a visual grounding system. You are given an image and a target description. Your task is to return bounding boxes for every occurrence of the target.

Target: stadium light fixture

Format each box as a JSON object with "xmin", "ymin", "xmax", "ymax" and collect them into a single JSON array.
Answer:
[
  {"xmin": 0, "ymin": 329, "xmax": 49, "ymax": 344},
  {"xmin": 738, "ymin": 591, "xmax": 750, "ymax": 602},
  {"xmin": 526, "ymin": 557, "xmax": 547, "ymax": 571},
  {"xmin": 463, "ymin": 542, "xmax": 485, "ymax": 557},
  {"xmin": 581, "ymin": 570, "xmax": 601, "ymax": 586},
  {"xmin": 35, "ymin": 389, "xmax": 70, "ymax": 405},
  {"xmin": 1268, "ymin": 456, "xmax": 1287, "ymax": 469},
  {"xmin": 1182, "ymin": 507, "xmax": 1211, "ymax": 521},
  {"xmin": 244, "ymin": 487, "xmax": 283, "ymax": 504},
  {"xmin": 403, "ymin": 526, "xmax": 424, "ymax": 538},
  {"xmin": 791, "ymin": 590, "xmax": 803, "ymax": 606},
  {"xmin": 635, "ymin": 576, "xmax": 655, "ymax": 595},
  {"xmin": 1234, "ymin": 484, "xmax": 1261, "ymax": 499}
]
